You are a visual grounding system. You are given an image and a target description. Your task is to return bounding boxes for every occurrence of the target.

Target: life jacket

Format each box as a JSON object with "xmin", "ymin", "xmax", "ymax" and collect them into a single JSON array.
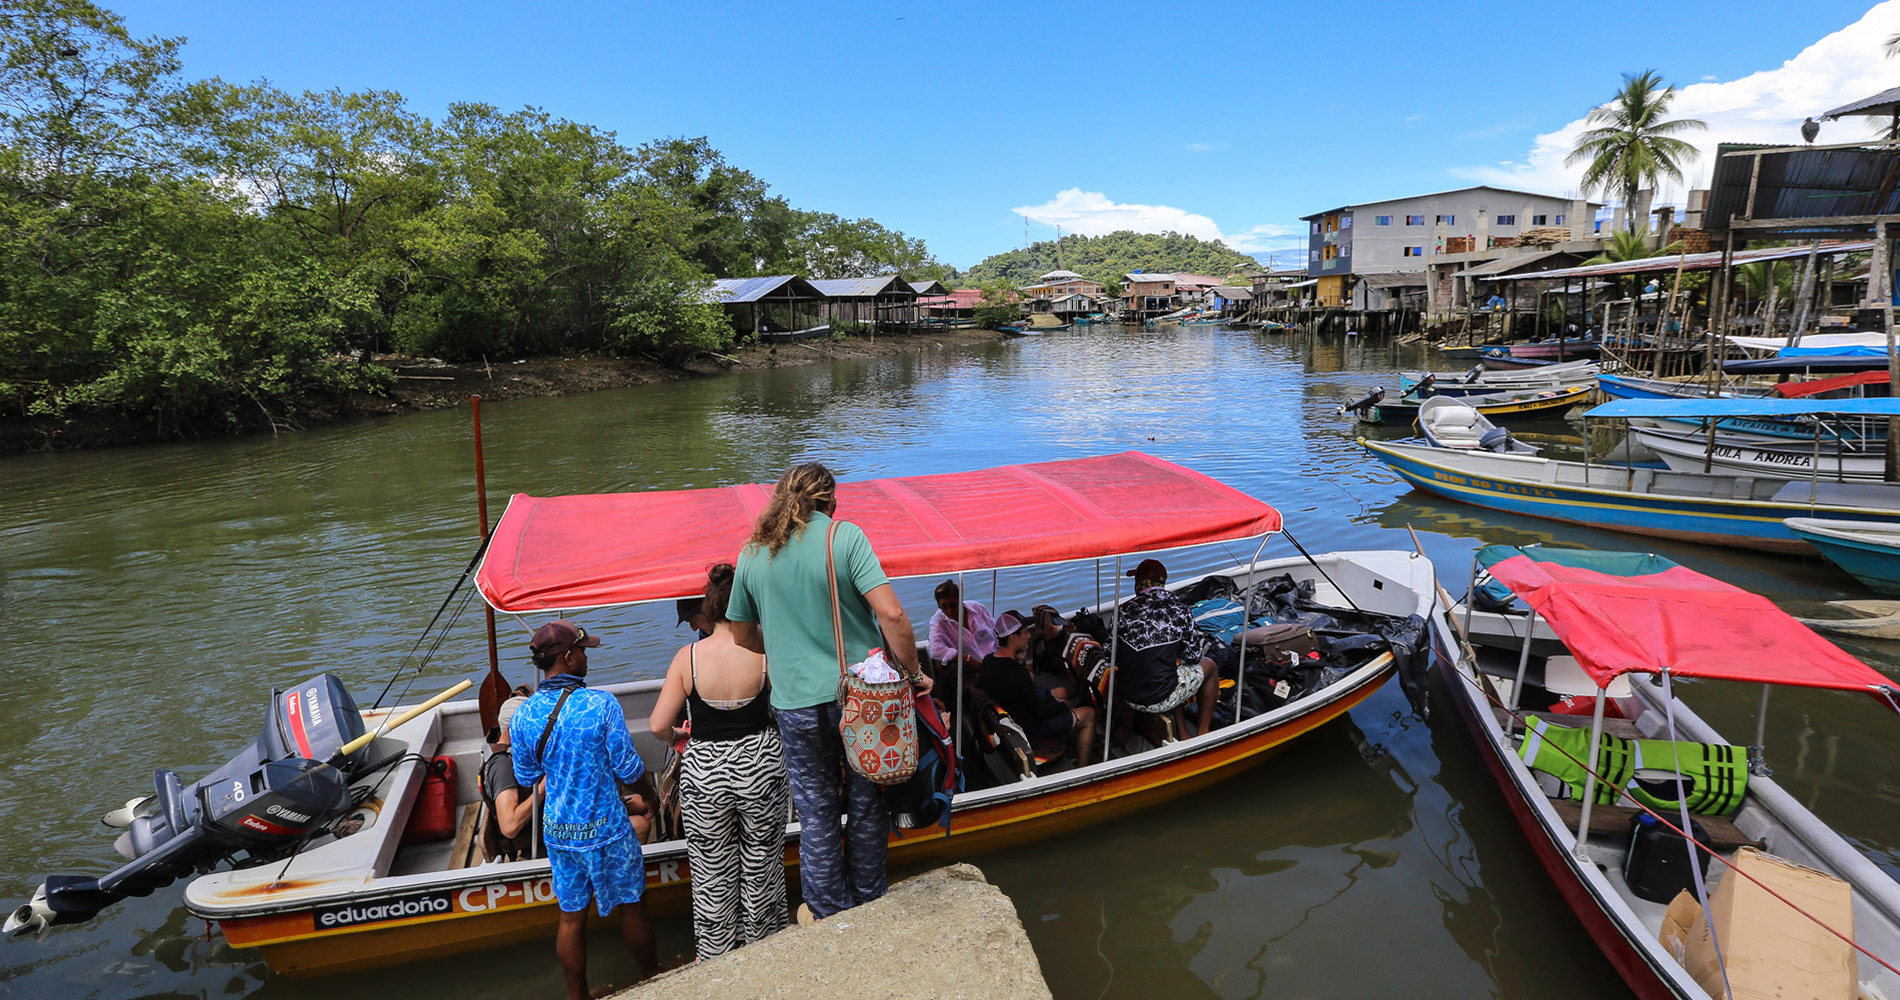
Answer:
[
  {"xmin": 1518, "ymin": 716, "xmax": 1749, "ymax": 817},
  {"xmin": 1519, "ymin": 715, "xmax": 1632, "ymax": 806},
  {"xmin": 1189, "ymin": 598, "xmax": 1248, "ymax": 645}
]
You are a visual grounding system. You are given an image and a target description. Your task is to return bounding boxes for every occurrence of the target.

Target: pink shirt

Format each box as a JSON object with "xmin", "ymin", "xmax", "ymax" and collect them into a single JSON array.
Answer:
[{"xmin": 928, "ymin": 601, "xmax": 997, "ymax": 664}]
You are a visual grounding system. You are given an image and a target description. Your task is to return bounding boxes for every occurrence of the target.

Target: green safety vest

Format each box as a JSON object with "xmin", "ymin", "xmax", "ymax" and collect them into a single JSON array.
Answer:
[{"xmin": 1518, "ymin": 716, "xmax": 1749, "ymax": 817}]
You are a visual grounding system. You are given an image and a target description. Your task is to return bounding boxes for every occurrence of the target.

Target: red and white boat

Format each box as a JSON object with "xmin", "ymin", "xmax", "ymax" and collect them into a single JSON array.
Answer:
[{"xmin": 1433, "ymin": 543, "xmax": 1900, "ymax": 999}]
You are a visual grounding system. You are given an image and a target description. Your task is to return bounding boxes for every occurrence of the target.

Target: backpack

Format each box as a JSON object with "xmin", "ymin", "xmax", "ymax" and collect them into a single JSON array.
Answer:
[{"xmin": 885, "ymin": 694, "xmax": 960, "ymax": 831}]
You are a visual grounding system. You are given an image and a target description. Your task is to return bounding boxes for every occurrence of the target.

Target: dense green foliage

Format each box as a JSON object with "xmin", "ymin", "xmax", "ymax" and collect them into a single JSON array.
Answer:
[
  {"xmin": 954, "ymin": 230, "xmax": 1258, "ymax": 288},
  {"xmin": 0, "ymin": 0, "xmax": 944, "ymax": 433}
]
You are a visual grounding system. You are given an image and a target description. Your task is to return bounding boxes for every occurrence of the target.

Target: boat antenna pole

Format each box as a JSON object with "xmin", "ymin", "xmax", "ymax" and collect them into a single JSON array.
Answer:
[
  {"xmin": 1280, "ymin": 527, "xmax": 1365, "ymax": 614},
  {"xmin": 472, "ymin": 395, "xmax": 510, "ymax": 737}
]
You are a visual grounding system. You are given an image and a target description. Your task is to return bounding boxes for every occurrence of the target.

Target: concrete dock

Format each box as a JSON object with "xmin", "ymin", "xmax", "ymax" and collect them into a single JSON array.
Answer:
[{"xmin": 615, "ymin": 863, "xmax": 1051, "ymax": 1000}]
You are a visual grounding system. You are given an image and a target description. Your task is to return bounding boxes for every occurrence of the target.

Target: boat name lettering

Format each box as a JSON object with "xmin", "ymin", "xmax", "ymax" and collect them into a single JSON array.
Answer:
[
  {"xmin": 1429, "ymin": 469, "xmax": 1553, "ymax": 499},
  {"xmin": 652, "ymin": 860, "xmax": 684, "ymax": 884},
  {"xmin": 456, "ymin": 877, "xmax": 555, "ymax": 912},
  {"xmin": 265, "ymin": 804, "xmax": 312, "ymax": 823},
  {"xmin": 1433, "ymin": 471, "xmax": 1470, "ymax": 487},
  {"xmin": 314, "ymin": 892, "xmax": 453, "ymax": 928}
]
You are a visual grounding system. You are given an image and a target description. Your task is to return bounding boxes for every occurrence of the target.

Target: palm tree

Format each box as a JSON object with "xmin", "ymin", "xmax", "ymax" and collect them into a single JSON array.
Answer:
[{"xmin": 1566, "ymin": 71, "xmax": 1706, "ymax": 231}]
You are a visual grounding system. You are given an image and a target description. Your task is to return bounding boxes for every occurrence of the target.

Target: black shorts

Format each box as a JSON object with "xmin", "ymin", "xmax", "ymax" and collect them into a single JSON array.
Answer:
[{"xmin": 1028, "ymin": 708, "xmax": 1076, "ymax": 740}]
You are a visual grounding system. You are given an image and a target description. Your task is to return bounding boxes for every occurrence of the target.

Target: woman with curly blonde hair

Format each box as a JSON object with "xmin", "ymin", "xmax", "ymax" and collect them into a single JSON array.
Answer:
[{"xmin": 727, "ymin": 462, "xmax": 931, "ymax": 923}]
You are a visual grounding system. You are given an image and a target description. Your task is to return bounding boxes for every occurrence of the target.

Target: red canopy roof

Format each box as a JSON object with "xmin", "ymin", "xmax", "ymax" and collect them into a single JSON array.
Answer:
[
  {"xmin": 1478, "ymin": 546, "xmax": 1895, "ymax": 697},
  {"xmin": 1772, "ymin": 370, "xmax": 1889, "ymax": 397},
  {"xmin": 477, "ymin": 452, "xmax": 1280, "ymax": 612}
]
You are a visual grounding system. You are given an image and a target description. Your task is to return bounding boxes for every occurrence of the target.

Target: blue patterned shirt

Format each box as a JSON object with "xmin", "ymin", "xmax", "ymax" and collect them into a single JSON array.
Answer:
[{"xmin": 510, "ymin": 680, "xmax": 646, "ymax": 852}]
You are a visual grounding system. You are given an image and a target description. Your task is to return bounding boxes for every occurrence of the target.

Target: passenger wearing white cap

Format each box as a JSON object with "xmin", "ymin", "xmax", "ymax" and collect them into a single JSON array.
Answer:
[{"xmin": 480, "ymin": 690, "xmax": 537, "ymax": 861}]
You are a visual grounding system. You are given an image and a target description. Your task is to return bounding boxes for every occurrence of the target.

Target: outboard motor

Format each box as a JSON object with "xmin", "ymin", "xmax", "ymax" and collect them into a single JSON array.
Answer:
[
  {"xmin": 1337, "ymin": 387, "xmax": 1386, "ymax": 417},
  {"xmin": 1412, "ymin": 373, "xmax": 1437, "ymax": 397},
  {"xmin": 1479, "ymin": 427, "xmax": 1516, "ymax": 453},
  {"xmin": 5, "ymin": 674, "xmax": 366, "ymax": 940},
  {"xmin": 1463, "ymin": 365, "xmax": 1485, "ymax": 384}
]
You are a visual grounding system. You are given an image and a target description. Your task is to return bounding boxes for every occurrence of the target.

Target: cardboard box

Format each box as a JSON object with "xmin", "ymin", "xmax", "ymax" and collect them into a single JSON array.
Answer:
[{"xmin": 1656, "ymin": 848, "xmax": 1857, "ymax": 1000}]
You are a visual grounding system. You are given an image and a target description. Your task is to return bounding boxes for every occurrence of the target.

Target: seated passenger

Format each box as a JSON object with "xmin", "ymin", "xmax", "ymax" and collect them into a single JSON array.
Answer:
[
  {"xmin": 928, "ymin": 580, "xmax": 998, "ymax": 678},
  {"xmin": 978, "ymin": 611, "xmax": 1096, "ymax": 766},
  {"xmin": 1112, "ymin": 558, "xmax": 1222, "ymax": 740},
  {"xmin": 480, "ymin": 692, "xmax": 537, "ymax": 861}
]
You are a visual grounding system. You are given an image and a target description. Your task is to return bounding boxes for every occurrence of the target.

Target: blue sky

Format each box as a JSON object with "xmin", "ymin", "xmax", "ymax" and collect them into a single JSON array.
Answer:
[{"xmin": 111, "ymin": 0, "xmax": 1900, "ymax": 270}]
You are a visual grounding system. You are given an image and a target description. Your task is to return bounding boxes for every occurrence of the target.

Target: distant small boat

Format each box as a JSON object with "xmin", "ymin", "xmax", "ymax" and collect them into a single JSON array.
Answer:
[
  {"xmin": 1494, "ymin": 337, "xmax": 1598, "ymax": 362},
  {"xmin": 1596, "ymin": 374, "xmax": 1734, "ymax": 401},
  {"xmin": 1418, "ymin": 397, "xmax": 1540, "ymax": 454},
  {"xmin": 1403, "ymin": 360, "xmax": 1597, "ymax": 396},
  {"xmin": 1784, "ymin": 518, "xmax": 1900, "ymax": 595},
  {"xmin": 758, "ymin": 323, "xmax": 832, "ymax": 342},
  {"xmin": 1355, "ymin": 384, "xmax": 1590, "ymax": 425}
]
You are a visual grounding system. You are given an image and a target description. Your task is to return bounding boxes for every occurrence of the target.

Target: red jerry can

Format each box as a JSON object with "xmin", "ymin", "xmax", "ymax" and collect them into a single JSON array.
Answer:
[{"xmin": 402, "ymin": 755, "xmax": 457, "ymax": 844}]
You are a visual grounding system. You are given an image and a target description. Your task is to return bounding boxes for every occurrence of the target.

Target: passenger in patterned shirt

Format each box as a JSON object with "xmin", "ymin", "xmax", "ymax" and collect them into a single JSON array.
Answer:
[
  {"xmin": 512, "ymin": 619, "xmax": 660, "ymax": 999},
  {"xmin": 1112, "ymin": 559, "xmax": 1223, "ymax": 740}
]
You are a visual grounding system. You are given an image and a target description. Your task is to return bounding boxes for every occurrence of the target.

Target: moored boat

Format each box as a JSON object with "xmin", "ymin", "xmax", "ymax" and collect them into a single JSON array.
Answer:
[
  {"xmin": 1360, "ymin": 438, "xmax": 1900, "ymax": 553},
  {"xmin": 1430, "ymin": 544, "xmax": 1900, "ymax": 1000},
  {"xmin": 1629, "ymin": 421, "xmax": 1885, "ymax": 481},
  {"xmin": 1354, "ymin": 383, "xmax": 1590, "ymax": 426},
  {"xmin": 1403, "ymin": 359, "xmax": 1598, "ymax": 397},
  {"xmin": 1784, "ymin": 517, "xmax": 1900, "ymax": 595},
  {"xmin": 1418, "ymin": 397, "xmax": 1539, "ymax": 454},
  {"xmin": 9, "ymin": 454, "xmax": 1428, "ymax": 975}
]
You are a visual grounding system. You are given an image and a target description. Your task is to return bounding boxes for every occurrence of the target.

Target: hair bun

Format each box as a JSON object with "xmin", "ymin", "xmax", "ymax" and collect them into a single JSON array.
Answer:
[{"xmin": 707, "ymin": 562, "xmax": 735, "ymax": 585}]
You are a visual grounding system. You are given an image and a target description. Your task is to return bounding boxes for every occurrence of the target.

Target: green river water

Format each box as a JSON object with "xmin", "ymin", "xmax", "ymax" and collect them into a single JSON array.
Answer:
[{"xmin": 3, "ymin": 324, "xmax": 1897, "ymax": 999}]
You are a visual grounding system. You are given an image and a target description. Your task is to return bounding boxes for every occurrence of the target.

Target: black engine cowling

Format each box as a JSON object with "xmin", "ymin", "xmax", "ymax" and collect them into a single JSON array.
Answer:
[{"xmin": 6, "ymin": 674, "xmax": 368, "ymax": 938}]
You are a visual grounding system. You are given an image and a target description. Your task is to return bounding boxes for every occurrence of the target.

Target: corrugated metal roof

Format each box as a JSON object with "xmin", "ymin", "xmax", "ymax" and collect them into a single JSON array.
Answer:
[
  {"xmin": 1457, "ymin": 251, "xmax": 1569, "ymax": 278},
  {"xmin": 1821, "ymin": 85, "xmax": 1900, "ymax": 120},
  {"xmin": 1299, "ymin": 185, "xmax": 1602, "ymax": 220},
  {"xmin": 1706, "ymin": 142, "xmax": 1900, "ymax": 230},
  {"xmin": 1479, "ymin": 241, "xmax": 1872, "ymax": 282},
  {"xmin": 1209, "ymin": 285, "xmax": 1254, "ymax": 299},
  {"xmin": 809, "ymin": 275, "xmax": 915, "ymax": 298},
  {"xmin": 909, "ymin": 280, "xmax": 948, "ymax": 296},
  {"xmin": 1357, "ymin": 272, "xmax": 1428, "ymax": 288},
  {"xmin": 705, "ymin": 276, "xmax": 823, "ymax": 304},
  {"xmin": 1039, "ymin": 269, "xmax": 1086, "ymax": 280}
]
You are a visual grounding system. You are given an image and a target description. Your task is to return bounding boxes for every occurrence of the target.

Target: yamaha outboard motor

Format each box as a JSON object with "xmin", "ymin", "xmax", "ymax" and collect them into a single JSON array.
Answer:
[
  {"xmin": 1338, "ymin": 386, "xmax": 1386, "ymax": 417},
  {"xmin": 1412, "ymin": 373, "xmax": 1437, "ymax": 398},
  {"xmin": 1463, "ymin": 365, "xmax": 1485, "ymax": 384},
  {"xmin": 1479, "ymin": 427, "xmax": 1516, "ymax": 453},
  {"xmin": 5, "ymin": 674, "xmax": 366, "ymax": 939}
]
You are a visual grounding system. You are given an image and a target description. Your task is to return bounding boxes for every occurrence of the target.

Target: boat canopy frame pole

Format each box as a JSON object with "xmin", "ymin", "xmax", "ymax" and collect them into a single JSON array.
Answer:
[
  {"xmin": 1461, "ymin": 555, "xmax": 1479, "ymax": 641},
  {"xmin": 1104, "ymin": 557, "xmax": 1122, "ymax": 761},
  {"xmin": 1752, "ymin": 683, "xmax": 1773, "ymax": 775},
  {"xmin": 1234, "ymin": 535, "xmax": 1273, "ymax": 720},
  {"xmin": 1508, "ymin": 609, "xmax": 1541, "ymax": 716},
  {"xmin": 954, "ymin": 570, "xmax": 966, "ymax": 774},
  {"xmin": 1573, "ymin": 683, "xmax": 1611, "ymax": 857}
]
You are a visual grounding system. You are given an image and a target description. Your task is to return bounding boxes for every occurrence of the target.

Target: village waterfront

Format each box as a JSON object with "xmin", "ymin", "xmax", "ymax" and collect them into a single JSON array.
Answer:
[{"xmin": 4, "ymin": 324, "xmax": 1898, "ymax": 1000}]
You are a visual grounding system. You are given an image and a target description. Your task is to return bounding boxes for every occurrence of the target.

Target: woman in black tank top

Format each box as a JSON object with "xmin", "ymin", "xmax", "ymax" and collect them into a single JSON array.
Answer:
[{"xmin": 648, "ymin": 564, "xmax": 790, "ymax": 960}]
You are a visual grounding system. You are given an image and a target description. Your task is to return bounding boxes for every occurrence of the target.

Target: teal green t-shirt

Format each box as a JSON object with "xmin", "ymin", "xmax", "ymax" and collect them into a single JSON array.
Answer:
[{"xmin": 728, "ymin": 512, "xmax": 892, "ymax": 711}]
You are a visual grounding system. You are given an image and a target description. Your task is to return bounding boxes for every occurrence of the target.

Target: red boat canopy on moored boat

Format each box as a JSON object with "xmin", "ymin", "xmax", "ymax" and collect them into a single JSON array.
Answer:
[
  {"xmin": 1772, "ymin": 370, "xmax": 1890, "ymax": 397},
  {"xmin": 1476, "ymin": 545, "xmax": 1896, "ymax": 697},
  {"xmin": 477, "ymin": 452, "xmax": 1281, "ymax": 612}
]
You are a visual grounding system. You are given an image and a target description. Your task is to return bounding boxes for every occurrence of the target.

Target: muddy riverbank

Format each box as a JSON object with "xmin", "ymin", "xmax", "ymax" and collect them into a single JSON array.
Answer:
[{"xmin": 0, "ymin": 327, "xmax": 1009, "ymax": 455}]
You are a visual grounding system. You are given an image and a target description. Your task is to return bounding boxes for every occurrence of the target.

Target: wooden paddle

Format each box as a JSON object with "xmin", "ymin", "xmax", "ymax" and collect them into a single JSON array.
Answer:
[{"xmin": 472, "ymin": 394, "xmax": 509, "ymax": 738}]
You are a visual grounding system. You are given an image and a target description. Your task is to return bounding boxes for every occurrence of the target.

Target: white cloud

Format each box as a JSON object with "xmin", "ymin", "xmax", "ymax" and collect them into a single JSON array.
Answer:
[
  {"xmin": 1013, "ymin": 188, "xmax": 1301, "ymax": 254},
  {"xmin": 1185, "ymin": 141, "xmax": 1214, "ymax": 152},
  {"xmin": 1455, "ymin": 1, "xmax": 1900, "ymax": 203}
]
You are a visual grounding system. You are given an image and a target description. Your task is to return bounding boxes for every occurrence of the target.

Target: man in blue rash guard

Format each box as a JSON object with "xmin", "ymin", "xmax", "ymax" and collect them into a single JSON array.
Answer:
[{"xmin": 512, "ymin": 619, "xmax": 660, "ymax": 999}]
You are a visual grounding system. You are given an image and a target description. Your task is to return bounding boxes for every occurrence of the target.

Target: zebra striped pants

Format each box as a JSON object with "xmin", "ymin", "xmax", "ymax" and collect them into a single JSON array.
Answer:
[{"xmin": 680, "ymin": 726, "xmax": 791, "ymax": 959}]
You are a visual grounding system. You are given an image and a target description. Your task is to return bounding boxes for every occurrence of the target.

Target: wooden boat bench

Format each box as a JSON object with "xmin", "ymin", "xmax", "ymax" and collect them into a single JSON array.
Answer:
[{"xmin": 1550, "ymin": 799, "xmax": 1765, "ymax": 853}]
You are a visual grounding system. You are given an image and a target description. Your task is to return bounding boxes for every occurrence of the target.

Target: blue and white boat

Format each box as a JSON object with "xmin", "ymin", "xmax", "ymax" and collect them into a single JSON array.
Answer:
[
  {"xmin": 1595, "ymin": 373, "xmax": 1732, "ymax": 401},
  {"xmin": 1784, "ymin": 518, "xmax": 1900, "ymax": 594},
  {"xmin": 1362, "ymin": 438, "xmax": 1900, "ymax": 554}
]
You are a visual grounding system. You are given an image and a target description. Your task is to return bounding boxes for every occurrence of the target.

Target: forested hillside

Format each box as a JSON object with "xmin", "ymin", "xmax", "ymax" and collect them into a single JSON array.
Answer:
[
  {"xmin": 955, "ymin": 231, "xmax": 1259, "ymax": 288},
  {"xmin": 0, "ymin": 0, "xmax": 944, "ymax": 435}
]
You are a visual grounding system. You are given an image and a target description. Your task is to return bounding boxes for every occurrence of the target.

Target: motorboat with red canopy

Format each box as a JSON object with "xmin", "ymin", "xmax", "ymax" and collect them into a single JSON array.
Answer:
[
  {"xmin": 11, "ymin": 453, "xmax": 1431, "ymax": 975},
  {"xmin": 475, "ymin": 451, "xmax": 1283, "ymax": 611},
  {"xmin": 1437, "ymin": 543, "xmax": 1900, "ymax": 1000}
]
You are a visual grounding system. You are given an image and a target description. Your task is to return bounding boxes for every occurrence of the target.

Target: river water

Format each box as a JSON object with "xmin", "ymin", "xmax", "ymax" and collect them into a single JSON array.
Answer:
[{"xmin": 4, "ymin": 324, "xmax": 1898, "ymax": 999}]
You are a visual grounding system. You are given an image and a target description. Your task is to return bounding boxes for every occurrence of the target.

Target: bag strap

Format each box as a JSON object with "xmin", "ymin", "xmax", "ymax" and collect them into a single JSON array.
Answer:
[
  {"xmin": 827, "ymin": 518, "xmax": 847, "ymax": 680},
  {"xmin": 535, "ymin": 688, "xmax": 574, "ymax": 765}
]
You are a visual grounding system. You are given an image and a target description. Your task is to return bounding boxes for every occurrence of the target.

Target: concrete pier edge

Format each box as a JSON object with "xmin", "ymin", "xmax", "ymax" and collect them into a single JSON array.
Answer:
[{"xmin": 614, "ymin": 863, "xmax": 1052, "ymax": 1000}]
